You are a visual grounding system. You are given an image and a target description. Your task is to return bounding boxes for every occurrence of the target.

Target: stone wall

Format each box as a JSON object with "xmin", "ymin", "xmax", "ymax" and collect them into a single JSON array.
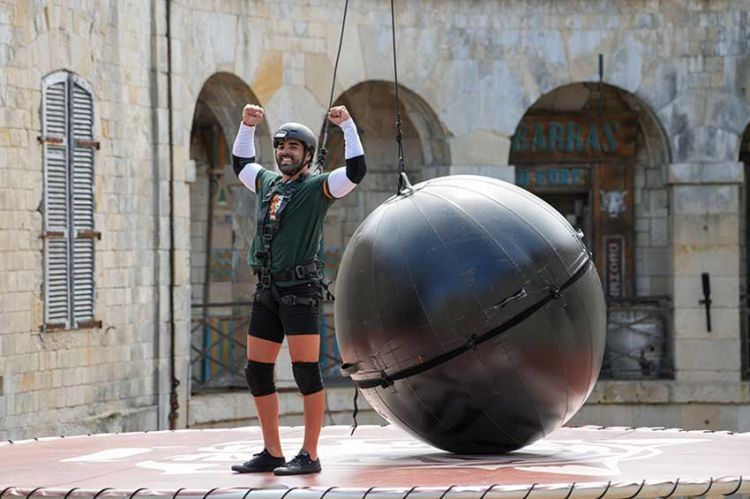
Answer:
[
  {"xmin": 174, "ymin": 0, "xmax": 750, "ymax": 432},
  {"xmin": 0, "ymin": 0, "xmax": 188, "ymax": 439},
  {"xmin": 2, "ymin": 0, "xmax": 750, "ymax": 439}
]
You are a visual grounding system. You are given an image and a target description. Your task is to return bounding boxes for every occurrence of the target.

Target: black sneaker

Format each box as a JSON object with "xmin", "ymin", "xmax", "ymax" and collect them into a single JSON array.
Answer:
[
  {"xmin": 231, "ymin": 449, "xmax": 286, "ymax": 473},
  {"xmin": 273, "ymin": 449, "xmax": 322, "ymax": 475}
]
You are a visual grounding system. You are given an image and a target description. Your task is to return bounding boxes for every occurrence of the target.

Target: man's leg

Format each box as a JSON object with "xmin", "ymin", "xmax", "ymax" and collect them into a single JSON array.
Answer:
[
  {"xmin": 246, "ymin": 336, "xmax": 283, "ymax": 457},
  {"xmin": 287, "ymin": 334, "xmax": 324, "ymax": 460}
]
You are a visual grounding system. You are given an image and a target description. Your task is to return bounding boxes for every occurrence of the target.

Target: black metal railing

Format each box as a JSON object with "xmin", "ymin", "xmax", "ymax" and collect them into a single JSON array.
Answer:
[
  {"xmin": 190, "ymin": 302, "xmax": 251, "ymax": 391},
  {"xmin": 600, "ymin": 297, "xmax": 673, "ymax": 379},
  {"xmin": 190, "ymin": 303, "xmax": 347, "ymax": 392},
  {"xmin": 742, "ymin": 293, "xmax": 750, "ymax": 380}
]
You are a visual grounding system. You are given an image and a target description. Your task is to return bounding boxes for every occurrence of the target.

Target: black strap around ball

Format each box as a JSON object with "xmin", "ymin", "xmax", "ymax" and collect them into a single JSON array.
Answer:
[{"xmin": 346, "ymin": 259, "xmax": 593, "ymax": 390}]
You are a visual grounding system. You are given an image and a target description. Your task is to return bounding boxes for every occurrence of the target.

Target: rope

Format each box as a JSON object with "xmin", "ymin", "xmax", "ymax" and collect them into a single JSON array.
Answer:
[
  {"xmin": 350, "ymin": 387, "xmax": 360, "ymax": 436},
  {"xmin": 390, "ymin": 0, "xmax": 409, "ymax": 194},
  {"xmin": 315, "ymin": 0, "xmax": 350, "ymax": 173}
]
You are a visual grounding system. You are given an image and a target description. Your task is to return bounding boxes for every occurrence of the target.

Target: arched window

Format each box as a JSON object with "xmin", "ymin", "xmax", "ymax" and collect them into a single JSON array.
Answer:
[{"xmin": 41, "ymin": 71, "xmax": 99, "ymax": 330}]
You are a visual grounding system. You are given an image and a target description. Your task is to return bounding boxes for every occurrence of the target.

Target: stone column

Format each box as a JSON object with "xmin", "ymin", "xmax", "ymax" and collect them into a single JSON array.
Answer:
[{"xmin": 668, "ymin": 162, "xmax": 744, "ymax": 383}]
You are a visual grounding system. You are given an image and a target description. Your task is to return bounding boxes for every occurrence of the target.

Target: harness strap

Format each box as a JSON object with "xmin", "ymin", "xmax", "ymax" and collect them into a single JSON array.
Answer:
[
  {"xmin": 256, "ymin": 175, "xmax": 308, "ymax": 288},
  {"xmin": 271, "ymin": 262, "xmax": 322, "ymax": 282}
]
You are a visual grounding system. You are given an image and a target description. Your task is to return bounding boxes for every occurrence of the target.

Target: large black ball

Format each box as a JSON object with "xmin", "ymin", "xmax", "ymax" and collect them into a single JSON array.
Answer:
[{"xmin": 334, "ymin": 175, "xmax": 606, "ymax": 453}]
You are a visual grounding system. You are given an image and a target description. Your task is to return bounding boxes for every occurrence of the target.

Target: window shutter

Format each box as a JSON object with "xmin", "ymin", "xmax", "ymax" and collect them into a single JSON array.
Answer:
[
  {"xmin": 42, "ymin": 72, "xmax": 98, "ymax": 330},
  {"xmin": 70, "ymin": 77, "xmax": 96, "ymax": 325},
  {"xmin": 42, "ymin": 74, "xmax": 71, "ymax": 328}
]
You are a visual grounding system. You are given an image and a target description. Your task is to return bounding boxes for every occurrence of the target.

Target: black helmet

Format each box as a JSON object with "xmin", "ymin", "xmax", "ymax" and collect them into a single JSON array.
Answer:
[{"xmin": 273, "ymin": 122, "xmax": 317, "ymax": 153}]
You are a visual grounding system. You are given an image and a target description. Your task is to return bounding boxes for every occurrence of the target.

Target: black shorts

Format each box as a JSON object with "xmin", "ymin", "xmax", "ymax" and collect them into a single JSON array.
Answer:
[{"xmin": 249, "ymin": 282, "xmax": 321, "ymax": 343}]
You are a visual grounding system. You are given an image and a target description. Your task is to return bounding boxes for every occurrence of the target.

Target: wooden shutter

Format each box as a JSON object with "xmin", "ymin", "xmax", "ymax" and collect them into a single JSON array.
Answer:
[
  {"xmin": 70, "ymin": 77, "xmax": 96, "ymax": 325},
  {"xmin": 42, "ymin": 73, "xmax": 71, "ymax": 328},
  {"xmin": 42, "ymin": 72, "xmax": 99, "ymax": 329}
]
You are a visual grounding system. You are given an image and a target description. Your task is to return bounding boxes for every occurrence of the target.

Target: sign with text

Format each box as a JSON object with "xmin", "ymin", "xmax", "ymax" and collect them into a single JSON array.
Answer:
[
  {"xmin": 603, "ymin": 235, "xmax": 626, "ymax": 298},
  {"xmin": 511, "ymin": 113, "xmax": 637, "ymax": 161},
  {"xmin": 516, "ymin": 165, "xmax": 590, "ymax": 192}
]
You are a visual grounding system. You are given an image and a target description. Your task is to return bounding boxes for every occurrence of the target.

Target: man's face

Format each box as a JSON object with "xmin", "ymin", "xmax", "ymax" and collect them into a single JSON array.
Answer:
[{"xmin": 275, "ymin": 139, "xmax": 309, "ymax": 175}]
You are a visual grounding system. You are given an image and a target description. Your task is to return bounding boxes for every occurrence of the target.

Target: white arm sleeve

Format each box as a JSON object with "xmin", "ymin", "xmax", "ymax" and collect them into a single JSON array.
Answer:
[
  {"xmin": 340, "ymin": 118, "xmax": 364, "ymax": 159},
  {"xmin": 238, "ymin": 163, "xmax": 265, "ymax": 193},
  {"xmin": 328, "ymin": 167, "xmax": 357, "ymax": 198},
  {"xmin": 233, "ymin": 122, "xmax": 256, "ymax": 158},
  {"xmin": 233, "ymin": 122, "xmax": 263, "ymax": 193}
]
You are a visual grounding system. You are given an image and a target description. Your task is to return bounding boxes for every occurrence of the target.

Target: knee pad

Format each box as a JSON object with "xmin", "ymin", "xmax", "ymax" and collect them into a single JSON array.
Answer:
[
  {"xmin": 292, "ymin": 362, "xmax": 324, "ymax": 395},
  {"xmin": 245, "ymin": 360, "xmax": 276, "ymax": 396}
]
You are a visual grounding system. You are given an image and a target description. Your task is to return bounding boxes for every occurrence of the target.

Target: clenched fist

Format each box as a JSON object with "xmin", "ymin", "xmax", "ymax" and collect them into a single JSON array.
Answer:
[
  {"xmin": 243, "ymin": 104, "xmax": 264, "ymax": 127},
  {"xmin": 327, "ymin": 105, "xmax": 350, "ymax": 126}
]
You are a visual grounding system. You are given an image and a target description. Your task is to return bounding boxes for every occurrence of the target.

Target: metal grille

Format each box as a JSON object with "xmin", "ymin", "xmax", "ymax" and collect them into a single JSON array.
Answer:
[
  {"xmin": 190, "ymin": 306, "xmax": 345, "ymax": 391},
  {"xmin": 600, "ymin": 297, "xmax": 673, "ymax": 379},
  {"xmin": 742, "ymin": 294, "xmax": 749, "ymax": 380},
  {"xmin": 190, "ymin": 304, "xmax": 249, "ymax": 390}
]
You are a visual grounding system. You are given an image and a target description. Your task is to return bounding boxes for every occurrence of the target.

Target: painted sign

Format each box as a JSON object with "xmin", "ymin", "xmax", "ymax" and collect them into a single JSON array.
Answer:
[
  {"xmin": 511, "ymin": 113, "xmax": 637, "ymax": 161},
  {"xmin": 604, "ymin": 235, "xmax": 625, "ymax": 298},
  {"xmin": 600, "ymin": 190, "xmax": 628, "ymax": 218},
  {"xmin": 516, "ymin": 166, "xmax": 590, "ymax": 191}
]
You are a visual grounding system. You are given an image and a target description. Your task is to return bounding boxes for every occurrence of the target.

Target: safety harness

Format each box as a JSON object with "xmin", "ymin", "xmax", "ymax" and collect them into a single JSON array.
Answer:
[{"xmin": 254, "ymin": 174, "xmax": 332, "ymax": 306}]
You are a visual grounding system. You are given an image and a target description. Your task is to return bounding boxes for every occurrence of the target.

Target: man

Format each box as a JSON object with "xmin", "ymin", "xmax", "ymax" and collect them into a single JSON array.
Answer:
[{"xmin": 230, "ymin": 103, "xmax": 366, "ymax": 475}]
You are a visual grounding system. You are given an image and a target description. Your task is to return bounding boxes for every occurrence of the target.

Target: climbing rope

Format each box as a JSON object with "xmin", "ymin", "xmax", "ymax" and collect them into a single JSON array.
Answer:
[
  {"xmin": 314, "ymin": 0, "xmax": 350, "ymax": 173},
  {"xmin": 390, "ymin": 0, "xmax": 411, "ymax": 194}
]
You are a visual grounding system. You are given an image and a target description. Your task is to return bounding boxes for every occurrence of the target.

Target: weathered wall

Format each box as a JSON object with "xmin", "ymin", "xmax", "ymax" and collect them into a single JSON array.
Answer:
[
  {"xmin": 2, "ymin": 0, "xmax": 750, "ymax": 439},
  {"xmin": 0, "ymin": 0, "xmax": 189, "ymax": 439}
]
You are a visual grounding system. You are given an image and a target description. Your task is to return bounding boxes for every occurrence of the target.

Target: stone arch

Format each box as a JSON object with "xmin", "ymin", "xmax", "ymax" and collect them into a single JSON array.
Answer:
[
  {"xmin": 188, "ymin": 73, "xmax": 270, "ymax": 389},
  {"xmin": 509, "ymin": 81, "xmax": 672, "ymax": 378},
  {"xmin": 190, "ymin": 72, "xmax": 273, "ymax": 164},
  {"xmin": 320, "ymin": 80, "xmax": 450, "ymax": 282}
]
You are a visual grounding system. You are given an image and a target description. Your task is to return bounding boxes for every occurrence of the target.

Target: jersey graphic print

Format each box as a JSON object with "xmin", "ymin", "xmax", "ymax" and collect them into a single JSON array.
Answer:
[{"xmin": 269, "ymin": 194, "xmax": 285, "ymax": 221}]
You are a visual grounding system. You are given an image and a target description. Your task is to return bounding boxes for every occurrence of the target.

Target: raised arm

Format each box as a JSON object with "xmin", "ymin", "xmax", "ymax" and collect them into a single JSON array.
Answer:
[
  {"xmin": 326, "ymin": 106, "xmax": 367, "ymax": 199},
  {"xmin": 232, "ymin": 104, "xmax": 266, "ymax": 193}
]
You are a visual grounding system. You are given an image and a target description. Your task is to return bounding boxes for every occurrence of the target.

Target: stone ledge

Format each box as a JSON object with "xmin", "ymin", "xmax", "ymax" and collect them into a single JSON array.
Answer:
[
  {"xmin": 187, "ymin": 386, "xmax": 384, "ymax": 428},
  {"xmin": 589, "ymin": 379, "xmax": 750, "ymax": 404},
  {"xmin": 667, "ymin": 162, "xmax": 743, "ymax": 184}
]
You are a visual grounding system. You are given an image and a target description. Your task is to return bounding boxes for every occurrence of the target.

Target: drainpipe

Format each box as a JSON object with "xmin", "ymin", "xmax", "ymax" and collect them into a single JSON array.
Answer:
[
  {"xmin": 166, "ymin": 0, "xmax": 180, "ymax": 430},
  {"xmin": 149, "ymin": 0, "xmax": 162, "ymax": 428}
]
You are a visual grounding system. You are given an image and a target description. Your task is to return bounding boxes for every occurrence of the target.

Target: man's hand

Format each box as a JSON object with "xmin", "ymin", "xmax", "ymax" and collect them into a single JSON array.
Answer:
[
  {"xmin": 242, "ymin": 104, "xmax": 264, "ymax": 127},
  {"xmin": 328, "ymin": 105, "xmax": 351, "ymax": 126}
]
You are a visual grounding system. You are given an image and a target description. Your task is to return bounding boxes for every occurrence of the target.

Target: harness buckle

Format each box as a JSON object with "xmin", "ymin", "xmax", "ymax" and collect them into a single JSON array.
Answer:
[
  {"xmin": 260, "ymin": 271, "xmax": 271, "ymax": 289},
  {"xmin": 262, "ymin": 225, "xmax": 274, "ymax": 242},
  {"xmin": 294, "ymin": 265, "xmax": 307, "ymax": 280}
]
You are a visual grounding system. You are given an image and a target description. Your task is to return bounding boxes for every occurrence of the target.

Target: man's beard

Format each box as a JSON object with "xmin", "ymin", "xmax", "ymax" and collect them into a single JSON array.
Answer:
[{"xmin": 277, "ymin": 155, "xmax": 306, "ymax": 176}]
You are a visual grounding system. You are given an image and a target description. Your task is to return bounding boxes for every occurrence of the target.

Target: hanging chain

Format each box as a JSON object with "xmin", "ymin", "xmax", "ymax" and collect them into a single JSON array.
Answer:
[
  {"xmin": 315, "ymin": 0, "xmax": 350, "ymax": 174},
  {"xmin": 390, "ymin": 0, "xmax": 409, "ymax": 194}
]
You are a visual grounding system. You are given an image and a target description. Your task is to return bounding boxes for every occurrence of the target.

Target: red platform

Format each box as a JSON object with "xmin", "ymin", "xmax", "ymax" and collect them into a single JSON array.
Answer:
[{"xmin": 1, "ymin": 425, "xmax": 748, "ymax": 498}]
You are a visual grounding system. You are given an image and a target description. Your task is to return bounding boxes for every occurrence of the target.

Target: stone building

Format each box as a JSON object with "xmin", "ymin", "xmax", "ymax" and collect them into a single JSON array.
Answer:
[{"xmin": 1, "ymin": 0, "xmax": 749, "ymax": 440}]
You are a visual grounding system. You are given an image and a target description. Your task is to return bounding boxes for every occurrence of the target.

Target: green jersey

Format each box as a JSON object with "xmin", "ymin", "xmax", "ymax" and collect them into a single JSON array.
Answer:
[{"xmin": 249, "ymin": 169, "xmax": 335, "ymax": 283}]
